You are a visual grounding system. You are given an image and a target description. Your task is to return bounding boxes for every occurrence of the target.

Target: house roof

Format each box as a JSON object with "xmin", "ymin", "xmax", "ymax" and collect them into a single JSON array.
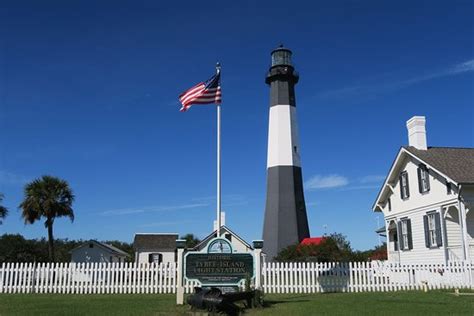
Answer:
[
  {"xmin": 375, "ymin": 226, "xmax": 386, "ymax": 237},
  {"xmin": 100, "ymin": 243, "xmax": 130, "ymax": 257},
  {"xmin": 300, "ymin": 237, "xmax": 326, "ymax": 246},
  {"xmin": 71, "ymin": 240, "xmax": 130, "ymax": 257},
  {"xmin": 133, "ymin": 233, "xmax": 178, "ymax": 251},
  {"xmin": 373, "ymin": 146, "xmax": 474, "ymax": 212},
  {"xmin": 193, "ymin": 225, "xmax": 252, "ymax": 251},
  {"xmin": 404, "ymin": 146, "xmax": 474, "ymax": 184}
]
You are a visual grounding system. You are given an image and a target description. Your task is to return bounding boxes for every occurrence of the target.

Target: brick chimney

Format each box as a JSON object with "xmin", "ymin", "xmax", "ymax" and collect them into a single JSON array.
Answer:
[{"xmin": 406, "ymin": 116, "xmax": 427, "ymax": 150}]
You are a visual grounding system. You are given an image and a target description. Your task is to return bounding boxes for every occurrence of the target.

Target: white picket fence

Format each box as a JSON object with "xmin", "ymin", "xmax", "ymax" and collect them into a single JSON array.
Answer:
[
  {"xmin": 262, "ymin": 261, "xmax": 474, "ymax": 293},
  {"xmin": 0, "ymin": 262, "xmax": 198, "ymax": 294},
  {"xmin": 1, "ymin": 261, "xmax": 473, "ymax": 294}
]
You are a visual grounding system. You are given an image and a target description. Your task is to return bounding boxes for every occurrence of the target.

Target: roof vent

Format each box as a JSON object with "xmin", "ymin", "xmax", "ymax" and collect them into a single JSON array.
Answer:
[{"xmin": 406, "ymin": 116, "xmax": 427, "ymax": 150}]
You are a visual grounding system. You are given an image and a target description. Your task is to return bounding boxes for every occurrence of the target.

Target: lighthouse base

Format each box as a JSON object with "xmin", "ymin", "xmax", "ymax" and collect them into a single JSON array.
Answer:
[{"xmin": 262, "ymin": 165, "xmax": 310, "ymax": 261}]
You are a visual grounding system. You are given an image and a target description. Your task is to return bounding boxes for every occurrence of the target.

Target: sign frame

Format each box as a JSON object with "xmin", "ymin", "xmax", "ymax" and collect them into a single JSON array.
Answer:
[{"xmin": 184, "ymin": 237, "xmax": 255, "ymax": 287}]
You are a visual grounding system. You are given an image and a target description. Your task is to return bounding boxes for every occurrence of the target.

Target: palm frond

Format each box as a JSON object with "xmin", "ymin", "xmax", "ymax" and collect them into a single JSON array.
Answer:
[{"xmin": 19, "ymin": 175, "xmax": 75, "ymax": 224}]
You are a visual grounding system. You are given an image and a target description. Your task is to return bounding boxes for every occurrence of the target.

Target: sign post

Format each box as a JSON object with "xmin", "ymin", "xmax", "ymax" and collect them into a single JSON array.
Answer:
[{"xmin": 252, "ymin": 240, "xmax": 264, "ymax": 289}]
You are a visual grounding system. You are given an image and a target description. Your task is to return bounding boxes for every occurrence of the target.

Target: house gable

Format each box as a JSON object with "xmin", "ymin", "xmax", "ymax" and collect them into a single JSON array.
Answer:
[
  {"xmin": 193, "ymin": 226, "xmax": 252, "ymax": 253},
  {"xmin": 71, "ymin": 240, "xmax": 128, "ymax": 257},
  {"xmin": 373, "ymin": 147, "xmax": 461, "ymax": 214},
  {"xmin": 70, "ymin": 240, "xmax": 128, "ymax": 263}
]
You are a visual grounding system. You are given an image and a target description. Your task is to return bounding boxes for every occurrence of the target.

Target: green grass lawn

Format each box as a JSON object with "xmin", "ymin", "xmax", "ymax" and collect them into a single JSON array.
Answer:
[{"xmin": 0, "ymin": 291, "xmax": 472, "ymax": 315}]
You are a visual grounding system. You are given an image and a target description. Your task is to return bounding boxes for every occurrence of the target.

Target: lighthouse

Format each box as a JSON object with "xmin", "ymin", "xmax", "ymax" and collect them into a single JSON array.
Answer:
[{"xmin": 262, "ymin": 45, "xmax": 310, "ymax": 260}]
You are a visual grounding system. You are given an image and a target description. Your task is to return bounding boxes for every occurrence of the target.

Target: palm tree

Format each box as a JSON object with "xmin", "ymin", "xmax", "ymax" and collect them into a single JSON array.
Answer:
[
  {"xmin": 19, "ymin": 175, "xmax": 75, "ymax": 262},
  {"xmin": 0, "ymin": 193, "xmax": 8, "ymax": 224}
]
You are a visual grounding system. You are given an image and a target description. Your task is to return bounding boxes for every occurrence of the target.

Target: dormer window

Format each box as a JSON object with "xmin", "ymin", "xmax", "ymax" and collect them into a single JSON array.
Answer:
[
  {"xmin": 399, "ymin": 171, "xmax": 410, "ymax": 199},
  {"xmin": 417, "ymin": 165, "xmax": 430, "ymax": 193}
]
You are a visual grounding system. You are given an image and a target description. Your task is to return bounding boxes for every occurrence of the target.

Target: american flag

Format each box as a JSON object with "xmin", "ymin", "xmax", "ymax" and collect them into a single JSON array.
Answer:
[{"xmin": 178, "ymin": 73, "xmax": 221, "ymax": 112}]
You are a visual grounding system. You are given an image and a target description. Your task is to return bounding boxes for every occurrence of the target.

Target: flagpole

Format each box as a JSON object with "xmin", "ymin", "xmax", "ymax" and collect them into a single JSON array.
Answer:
[{"xmin": 216, "ymin": 62, "xmax": 222, "ymax": 237}]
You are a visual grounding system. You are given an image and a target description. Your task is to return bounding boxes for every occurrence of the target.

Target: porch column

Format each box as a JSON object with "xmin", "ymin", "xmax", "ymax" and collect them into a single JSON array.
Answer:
[{"xmin": 457, "ymin": 197, "xmax": 468, "ymax": 261}]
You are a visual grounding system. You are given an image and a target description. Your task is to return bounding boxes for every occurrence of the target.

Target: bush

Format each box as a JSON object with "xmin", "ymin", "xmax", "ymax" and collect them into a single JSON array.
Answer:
[{"xmin": 274, "ymin": 233, "xmax": 386, "ymax": 262}]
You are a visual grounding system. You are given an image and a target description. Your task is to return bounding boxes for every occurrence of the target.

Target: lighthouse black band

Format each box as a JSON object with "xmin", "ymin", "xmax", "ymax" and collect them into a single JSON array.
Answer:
[{"xmin": 262, "ymin": 165, "xmax": 310, "ymax": 260}]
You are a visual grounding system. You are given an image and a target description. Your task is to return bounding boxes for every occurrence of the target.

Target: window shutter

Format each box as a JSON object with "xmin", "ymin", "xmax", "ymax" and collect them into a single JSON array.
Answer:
[
  {"xmin": 435, "ymin": 213, "xmax": 443, "ymax": 247},
  {"xmin": 425, "ymin": 169, "xmax": 430, "ymax": 191},
  {"xmin": 397, "ymin": 221, "xmax": 404, "ymax": 250},
  {"xmin": 148, "ymin": 253, "xmax": 153, "ymax": 263},
  {"xmin": 405, "ymin": 173, "xmax": 410, "ymax": 198},
  {"xmin": 407, "ymin": 219, "xmax": 413, "ymax": 250},
  {"xmin": 399, "ymin": 174, "xmax": 404, "ymax": 199},
  {"xmin": 417, "ymin": 167, "xmax": 423, "ymax": 193},
  {"xmin": 423, "ymin": 215, "xmax": 430, "ymax": 248},
  {"xmin": 394, "ymin": 232, "xmax": 398, "ymax": 251}
]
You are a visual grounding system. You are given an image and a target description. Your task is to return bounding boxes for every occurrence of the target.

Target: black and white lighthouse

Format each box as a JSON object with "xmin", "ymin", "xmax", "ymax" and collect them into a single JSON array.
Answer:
[{"xmin": 262, "ymin": 46, "xmax": 310, "ymax": 260}]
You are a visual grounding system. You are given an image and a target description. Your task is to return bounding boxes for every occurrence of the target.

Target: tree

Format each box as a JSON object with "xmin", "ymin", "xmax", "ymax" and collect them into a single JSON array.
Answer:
[
  {"xmin": 19, "ymin": 175, "xmax": 75, "ymax": 262},
  {"xmin": 0, "ymin": 194, "xmax": 7, "ymax": 224},
  {"xmin": 180, "ymin": 233, "xmax": 201, "ymax": 249},
  {"xmin": 0, "ymin": 234, "xmax": 47, "ymax": 263}
]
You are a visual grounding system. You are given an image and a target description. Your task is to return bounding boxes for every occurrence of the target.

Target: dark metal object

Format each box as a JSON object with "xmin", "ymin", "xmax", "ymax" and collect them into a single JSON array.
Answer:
[
  {"xmin": 252, "ymin": 240, "xmax": 264, "ymax": 249},
  {"xmin": 187, "ymin": 287, "xmax": 256, "ymax": 315}
]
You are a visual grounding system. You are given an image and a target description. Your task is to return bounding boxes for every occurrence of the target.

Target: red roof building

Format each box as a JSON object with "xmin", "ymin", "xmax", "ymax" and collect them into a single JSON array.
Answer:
[{"xmin": 300, "ymin": 237, "xmax": 326, "ymax": 246}]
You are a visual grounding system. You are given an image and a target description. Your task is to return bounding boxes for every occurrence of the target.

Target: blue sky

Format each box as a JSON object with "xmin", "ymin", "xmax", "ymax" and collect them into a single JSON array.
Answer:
[{"xmin": 0, "ymin": 1, "xmax": 473, "ymax": 250}]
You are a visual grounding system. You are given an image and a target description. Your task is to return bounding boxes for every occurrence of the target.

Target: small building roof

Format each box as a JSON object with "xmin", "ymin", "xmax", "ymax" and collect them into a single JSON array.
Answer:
[
  {"xmin": 300, "ymin": 237, "xmax": 326, "ymax": 246},
  {"xmin": 133, "ymin": 233, "xmax": 178, "ymax": 252},
  {"xmin": 404, "ymin": 146, "xmax": 474, "ymax": 184},
  {"xmin": 71, "ymin": 240, "xmax": 130, "ymax": 257}
]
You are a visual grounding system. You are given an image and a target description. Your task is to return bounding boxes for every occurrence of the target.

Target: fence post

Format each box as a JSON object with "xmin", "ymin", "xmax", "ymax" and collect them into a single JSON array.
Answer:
[{"xmin": 176, "ymin": 239, "xmax": 186, "ymax": 305}]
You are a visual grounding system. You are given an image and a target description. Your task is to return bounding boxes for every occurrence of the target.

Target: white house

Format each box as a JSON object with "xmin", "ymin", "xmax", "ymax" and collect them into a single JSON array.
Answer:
[
  {"xmin": 192, "ymin": 212, "xmax": 253, "ymax": 253},
  {"xmin": 133, "ymin": 233, "xmax": 178, "ymax": 264},
  {"xmin": 70, "ymin": 240, "xmax": 129, "ymax": 263},
  {"xmin": 373, "ymin": 116, "xmax": 474, "ymax": 264},
  {"xmin": 193, "ymin": 225, "xmax": 253, "ymax": 253}
]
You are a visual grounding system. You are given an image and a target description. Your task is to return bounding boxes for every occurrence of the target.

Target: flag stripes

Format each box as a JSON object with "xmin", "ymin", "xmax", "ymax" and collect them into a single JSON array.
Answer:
[{"xmin": 178, "ymin": 73, "xmax": 221, "ymax": 112}]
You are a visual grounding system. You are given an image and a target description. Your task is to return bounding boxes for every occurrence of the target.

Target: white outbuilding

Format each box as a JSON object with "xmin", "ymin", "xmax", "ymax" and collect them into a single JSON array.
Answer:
[{"xmin": 133, "ymin": 233, "xmax": 178, "ymax": 264}]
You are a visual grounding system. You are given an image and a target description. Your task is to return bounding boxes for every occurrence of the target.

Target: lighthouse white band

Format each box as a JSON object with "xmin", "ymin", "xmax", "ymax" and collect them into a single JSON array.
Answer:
[{"xmin": 267, "ymin": 104, "xmax": 301, "ymax": 168}]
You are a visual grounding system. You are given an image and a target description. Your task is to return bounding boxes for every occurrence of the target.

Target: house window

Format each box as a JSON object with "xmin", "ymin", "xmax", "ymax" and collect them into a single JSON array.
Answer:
[
  {"xmin": 89, "ymin": 243, "xmax": 94, "ymax": 248},
  {"xmin": 399, "ymin": 171, "xmax": 410, "ymax": 199},
  {"xmin": 428, "ymin": 214, "xmax": 436, "ymax": 246},
  {"xmin": 397, "ymin": 218, "xmax": 412, "ymax": 251},
  {"xmin": 424, "ymin": 212, "xmax": 442, "ymax": 248},
  {"xmin": 417, "ymin": 165, "xmax": 430, "ymax": 193},
  {"xmin": 401, "ymin": 220, "xmax": 409, "ymax": 250},
  {"xmin": 148, "ymin": 253, "xmax": 163, "ymax": 264},
  {"xmin": 225, "ymin": 233, "xmax": 232, "ymax": 242}
]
